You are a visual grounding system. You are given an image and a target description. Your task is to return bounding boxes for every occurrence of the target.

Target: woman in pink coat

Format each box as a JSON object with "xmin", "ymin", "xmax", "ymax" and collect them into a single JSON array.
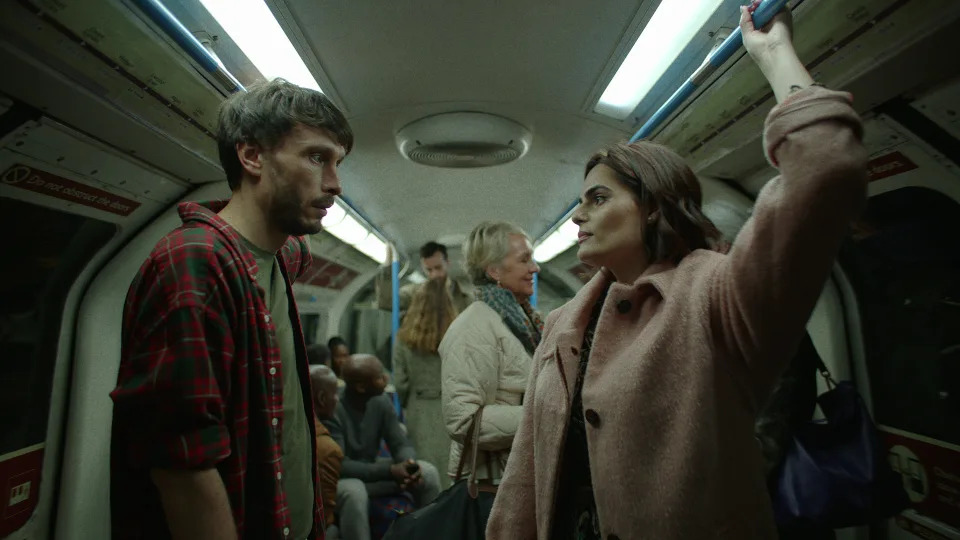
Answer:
[{"xmin": 486, "ymin": 6, "xmax": 868, "ymax": 540}]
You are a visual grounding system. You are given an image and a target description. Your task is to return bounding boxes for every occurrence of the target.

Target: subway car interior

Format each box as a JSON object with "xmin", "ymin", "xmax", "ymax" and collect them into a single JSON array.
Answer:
[{"xmin": 1, "ymin": 0, "xmax": 959, "ymax": 538}]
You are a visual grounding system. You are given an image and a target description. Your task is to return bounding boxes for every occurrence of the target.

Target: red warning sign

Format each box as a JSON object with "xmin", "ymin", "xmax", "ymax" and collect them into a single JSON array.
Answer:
[
  {"xmin": 0, "ymin": 444, "xmax": 44, "ymax": 537},
  {"xmin": 880, "ymin": 426, "xmax": 960, "ymax": 531},
  {"xmin": 866, "ymin": 151, "xmax": 918, "ymax": 182},
  {"xmin": 1, "ymin": 164, "xmax": 141, "ymax": 216}
]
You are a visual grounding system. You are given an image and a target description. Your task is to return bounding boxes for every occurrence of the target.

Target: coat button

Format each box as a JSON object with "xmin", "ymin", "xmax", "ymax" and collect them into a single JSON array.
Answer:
[
  {"xmin": 617, "ymin": 300, "xmax": 632, "ymax": 314},
  {"xmin": 584, "ymin": 409, "xmax": 601, "ymax": 427}
]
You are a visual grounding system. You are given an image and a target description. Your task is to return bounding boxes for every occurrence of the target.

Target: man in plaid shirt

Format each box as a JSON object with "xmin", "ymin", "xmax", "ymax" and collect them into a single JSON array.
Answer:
[{"xmin": 110, "ymin": 78, "xmax": 353, "ymax": 539}]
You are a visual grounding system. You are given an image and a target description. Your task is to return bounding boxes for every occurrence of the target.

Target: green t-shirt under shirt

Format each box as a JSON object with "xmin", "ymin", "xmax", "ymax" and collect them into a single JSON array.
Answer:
[{"xmin": 241, "ymin": 236, "xmax": 314, "ymax": 540}]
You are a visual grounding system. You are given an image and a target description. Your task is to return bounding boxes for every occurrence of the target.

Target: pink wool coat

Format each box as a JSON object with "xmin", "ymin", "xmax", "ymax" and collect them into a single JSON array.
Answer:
[{"xmin": 486, "ymin": 87, "xmax": 867, "ymax": 540}]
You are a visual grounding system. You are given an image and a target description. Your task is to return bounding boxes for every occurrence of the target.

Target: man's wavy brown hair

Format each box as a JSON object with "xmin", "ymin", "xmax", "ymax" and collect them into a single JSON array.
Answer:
[{"xmin": 586, "ymin": 141, "xmax": 724, "ymax": 264}]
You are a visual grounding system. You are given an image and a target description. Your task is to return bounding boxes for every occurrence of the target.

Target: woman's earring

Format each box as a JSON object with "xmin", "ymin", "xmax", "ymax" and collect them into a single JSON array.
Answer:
[{"xmin": 497, "ymin": 280, "xmax": 502, "ymax": 287}]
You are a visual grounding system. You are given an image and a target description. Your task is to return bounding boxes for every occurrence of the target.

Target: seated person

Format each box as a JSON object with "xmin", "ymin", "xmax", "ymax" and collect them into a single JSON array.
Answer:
[
  {"xmin": 328, "ymin": 336, "xmax": 350, "ymax": 379},
  {"xmin": 308, "ymin": 343, "xmax": 332, "ymax": 367},
  {"xmin": 311, "ymin": 364, "xmax": 344, "ymax": 536},
  {"xmin": 323, "ymin": 354, "xmax": 441, "ymax": 540}
]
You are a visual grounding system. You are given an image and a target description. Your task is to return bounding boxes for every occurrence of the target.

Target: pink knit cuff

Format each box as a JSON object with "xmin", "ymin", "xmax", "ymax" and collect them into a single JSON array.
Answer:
[{"xmin": 762, "ymin": 87, "xmax": 862, "ymax": 168}]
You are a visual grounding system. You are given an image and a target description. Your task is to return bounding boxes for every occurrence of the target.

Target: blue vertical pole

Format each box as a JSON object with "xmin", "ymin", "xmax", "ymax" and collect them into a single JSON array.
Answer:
[
  {"xmin": 390, "ymin": 248, "xmax": 402, "ymax": 417},
  {"xmin": 530, "ymin": 273, "xmax": 538, "ymax": 309},
  {"xmin": 390, "ymin": 251, "xmax": 400, "ymax": 353}
]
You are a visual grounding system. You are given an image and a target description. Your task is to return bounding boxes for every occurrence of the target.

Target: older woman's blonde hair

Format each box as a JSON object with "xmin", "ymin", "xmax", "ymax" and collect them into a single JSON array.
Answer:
[
  {"xmin": 397, "ymin": 279, "xmax": 459, "ymax": 354},
  {"xmin": 463, "ymin": 221, "xmax": 529, "ymax": 286}
]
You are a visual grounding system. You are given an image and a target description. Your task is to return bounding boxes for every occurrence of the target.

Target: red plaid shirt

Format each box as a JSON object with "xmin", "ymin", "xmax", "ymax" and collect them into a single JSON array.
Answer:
[{"xmin": 110, "ymin": 201, "xmax": 324, "ymax": 539}]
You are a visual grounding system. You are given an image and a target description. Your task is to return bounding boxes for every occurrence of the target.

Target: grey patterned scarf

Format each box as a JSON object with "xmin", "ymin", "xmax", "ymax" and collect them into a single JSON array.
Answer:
[{"xmin": 475, "ymin": 284, "xmax": 544, "ymax": 354}]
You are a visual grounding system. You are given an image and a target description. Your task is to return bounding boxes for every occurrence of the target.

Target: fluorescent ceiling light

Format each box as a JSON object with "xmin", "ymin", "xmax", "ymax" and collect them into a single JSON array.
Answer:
[
  {"xmin": 595, "ymin": 0, "xmax": 724, "ymax": 119},
  {"xmin": 534, "ymin": 218, "xmax": 579, "ymax": 263},
  {"xmin": 534, "ymin": 235, "xmax": 571, "ymax": 263},
  {"xmin": 318, "ymin": 199, "xmax": 389, "ymax": 264},
  {"xmin": 323, "ymin": 202, "xmax": 346, "ymax": 228},
  {"xmin": 325, "ymin": 214, "xmax": 367, "ymax": 245},
  {"xmin": 198, "ymin": 0, "xmax": 322, "ymax": 91},
  {"xmin": 353, "ymin": 234, "xmax": 388, "ymax": 264},
  {"xmin": 557, "ymin": 219, "xmax": 579, "ymax": 243}
]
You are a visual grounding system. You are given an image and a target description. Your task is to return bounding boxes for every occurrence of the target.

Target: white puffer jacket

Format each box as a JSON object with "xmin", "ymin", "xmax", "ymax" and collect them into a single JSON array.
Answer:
[{"xmin": 439, "ymin": 301, "xmax": 533, "ymax": 483}]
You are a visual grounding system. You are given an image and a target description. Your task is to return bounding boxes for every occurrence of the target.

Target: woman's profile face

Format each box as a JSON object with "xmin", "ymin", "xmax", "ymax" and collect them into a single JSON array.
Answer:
[
  {"xmin": 574, "ymin": 164, "xmax": 646, "ymax": 275},
  {"xmin": 489, "ymin": 234, "xmax": 539, "ymax": 300}
]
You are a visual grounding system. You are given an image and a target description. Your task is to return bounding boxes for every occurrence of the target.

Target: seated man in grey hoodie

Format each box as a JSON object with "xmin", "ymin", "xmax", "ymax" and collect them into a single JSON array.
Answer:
[{"xmin": 323, "ymin": 354, "xmax": 441, "ymax": 540}]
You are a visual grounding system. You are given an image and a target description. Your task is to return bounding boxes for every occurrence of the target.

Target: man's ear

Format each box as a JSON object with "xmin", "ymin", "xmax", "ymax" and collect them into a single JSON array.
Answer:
[{"xmin": 236, "ymin": 141, "xmax": 264, "ymax": 181}]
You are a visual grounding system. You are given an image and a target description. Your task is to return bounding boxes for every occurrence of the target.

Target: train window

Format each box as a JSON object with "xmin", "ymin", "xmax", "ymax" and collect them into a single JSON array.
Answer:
[
  {"xmin": 300, "ymin": 313, "xmax": 320, "ymax": 345},
  {"xmin": 841, "ymin": 186, "xmax": 960, "ymax": 444},
  {"xmin": 0, "ymin": 197, "xmax": 116, "ymax": 456}
]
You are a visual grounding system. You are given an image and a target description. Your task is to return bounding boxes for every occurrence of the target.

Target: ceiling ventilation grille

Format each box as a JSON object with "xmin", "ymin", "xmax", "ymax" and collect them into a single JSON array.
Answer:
[
  {"xmin": 396, "ymin": 112, "xmax": 532, "ymax": 168},
  {"xmin": 407, "ymin": 143, "xmax": 521, "ymax": 168}
]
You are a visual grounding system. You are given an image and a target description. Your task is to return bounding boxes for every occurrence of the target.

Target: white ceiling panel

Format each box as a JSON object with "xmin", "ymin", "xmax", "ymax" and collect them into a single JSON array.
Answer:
[
  {"xmin": 282, "ymin": 1, "xmax": 648, "ymax": 113},
  {"xmin": 271, "ymin": 0, "xmax": 655, "ymax": 255}
]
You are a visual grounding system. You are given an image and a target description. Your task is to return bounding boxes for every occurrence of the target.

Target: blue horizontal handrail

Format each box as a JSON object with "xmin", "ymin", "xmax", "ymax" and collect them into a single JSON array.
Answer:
[
  {"xmin": 629, "ymin": 0, "xmax": 791, "ymax": 142},
  {"xmin": 539, "ymin": 0, "xmax": 790, "ymax": 240},
  {"xmin": 132, "ymin": 2, "xmax": 392, "ymax": 247},
  {"xmin": 131, "ymin": 0, "xmax": 245, "ymax": 94},
  {"xmin": 133, "ymin": 1, "xmax": 395, "ymax": 252}
]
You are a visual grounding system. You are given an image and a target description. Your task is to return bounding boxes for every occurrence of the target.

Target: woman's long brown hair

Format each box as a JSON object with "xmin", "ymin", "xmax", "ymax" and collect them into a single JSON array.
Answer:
[{"xmin": 397, "ymin": 279, "xmax": 460, "ymax": 354}]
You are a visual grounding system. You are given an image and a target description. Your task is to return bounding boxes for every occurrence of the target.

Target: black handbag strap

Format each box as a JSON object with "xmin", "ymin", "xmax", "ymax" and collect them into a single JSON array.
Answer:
[
  {"xmin": 816, "ymin": 357, "xmax": 837, "ymax": 389},
  {"xmin": 454, "ymin": 406, "xmax": 484, "ymax": 487}
]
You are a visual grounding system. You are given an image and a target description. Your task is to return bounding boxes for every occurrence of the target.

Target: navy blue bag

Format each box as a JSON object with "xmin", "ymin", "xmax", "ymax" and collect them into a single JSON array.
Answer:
[
  {"xmin": 771, "ymin": 365, "xmax": 909, "ymax": 529},
  {"xmin": 382, "ymin": 407, "xmax": 493, "ymax": 540}
]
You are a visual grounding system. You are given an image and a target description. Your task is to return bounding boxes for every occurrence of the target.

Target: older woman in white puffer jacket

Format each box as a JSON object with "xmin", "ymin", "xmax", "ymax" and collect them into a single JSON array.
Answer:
[{"xmin": 439, "ymin": 221, "xmax": 542, "ymax": 513}]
